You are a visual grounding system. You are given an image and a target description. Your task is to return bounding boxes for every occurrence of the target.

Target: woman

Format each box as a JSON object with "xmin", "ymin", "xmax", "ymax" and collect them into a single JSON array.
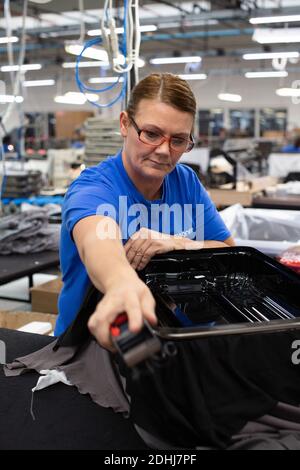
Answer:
[{"xmin": 55, "ymin": 73, "xmax": 234, "ymax": 347}]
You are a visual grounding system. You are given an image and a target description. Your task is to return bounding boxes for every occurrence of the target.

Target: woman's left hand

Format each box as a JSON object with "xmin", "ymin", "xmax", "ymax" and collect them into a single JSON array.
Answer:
[
  {"xmin": 124, "ymin": 227, "xmax": 178, "ymax": 270},
  {"xmin": 125, "ymin": 228, "xmax": 233, "ymax": 271}
]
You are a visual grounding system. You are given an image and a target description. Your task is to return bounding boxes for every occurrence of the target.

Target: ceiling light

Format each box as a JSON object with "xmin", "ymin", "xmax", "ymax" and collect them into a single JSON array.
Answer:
[
  {"xmin": 0, "ymin": 95, "xmax": 24, "ymax": 103},
  {"xmin": 250, "ymin": 15, "xmax": 300, "ymax": 25},
  {"xmin": 0, "ymin": 36, "xmax": 18, "ymax": 44},
  {"xmin": 177, "ymin": 73, "xmax": 207, "ymax": 80},
  {"xmin": 23, "ymin": 79, "xmax": 55, "ymax": 87},
  {"xmin": 87, "ymin": 25, "xmax": 157, "ymax": 36},
  {"xmin": 218, "ymin": 93, "xmax": 242, "ymax": 102},
  {"xmin": 62, "ymin": 56, "xmax": 144, "ymax": 69},
  {"xmin": 137, "ymin": 58, "xmax": 145, "ymax": 68},
  {"xmin": 150, "ymin": 56, "xmax": 202, "ymax": 65},
  {"xmin": 0, "ymin": 64, "xmax": 42, "ymax": 72},
  {"xmin": 65, "ymin": 44, "xmax": 108, "ymax": 61},
  {"xmin": 88, "ymin": 77, "xmax": 125, "ymax": 84},
  {"xmin": 54, "ymin": 94, "xmax": 86, "ymax": 105},
  {"xmin": 253, "ymin": 28, "xmax": 300, "ymax": 44},
  {"xmin": 62, "ymin": 61, "xmax": 107, "ymax": 68},
  {"xmin": 276, "ymin": 87, "xmax": 300, "ymax": 97},
  {"xmin": 243, "ymin": 51, "xmax": 300, "ymax": 60},
  {"xmin": 245, "ymin": 70, "xmax": 288, "ymax": 78},
  {"xmin": 54, "ymin": 92, "xmax": 99, "ymax": 105}
]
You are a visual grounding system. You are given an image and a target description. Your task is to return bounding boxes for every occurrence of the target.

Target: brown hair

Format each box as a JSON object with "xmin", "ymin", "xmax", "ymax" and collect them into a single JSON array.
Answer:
[{"xmin": 126, "ymin": 73, "xmax": 196, "ymax": 120}]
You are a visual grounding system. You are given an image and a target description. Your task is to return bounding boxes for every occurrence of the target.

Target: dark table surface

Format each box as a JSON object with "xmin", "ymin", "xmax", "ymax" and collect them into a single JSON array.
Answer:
[
  {"xmin": 0, "ymin": 328, "xmax": 147, "ymax": 450},
  {"xmin": 0, "ymin": 251, "xmax": 60, "ymax": 286},
  {"xmin": 253, "ymin": 194, "xmax": 300, "ymax": 210}
]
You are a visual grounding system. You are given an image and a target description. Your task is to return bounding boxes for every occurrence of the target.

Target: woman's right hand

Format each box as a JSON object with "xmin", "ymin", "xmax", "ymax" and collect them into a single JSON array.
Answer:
[{"xmin": 87, "ymin": 269, "xmax": 157, "ymax": 351}]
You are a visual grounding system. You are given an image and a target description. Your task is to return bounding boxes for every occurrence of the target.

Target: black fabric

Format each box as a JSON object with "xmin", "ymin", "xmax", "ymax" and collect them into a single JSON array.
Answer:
[
  {"xmin": 117, "ymin": 330, "xmax": 300, "ymax": 449},
  {"xmin": 0, "ymin": 329, "xmax": 148, "ymax": 450}
]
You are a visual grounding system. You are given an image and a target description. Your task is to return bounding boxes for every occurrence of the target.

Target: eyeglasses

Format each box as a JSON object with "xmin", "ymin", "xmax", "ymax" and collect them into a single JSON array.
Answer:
[{"xmin": 130, "ymin": 117, "xmax": 194, "ymax": 153}]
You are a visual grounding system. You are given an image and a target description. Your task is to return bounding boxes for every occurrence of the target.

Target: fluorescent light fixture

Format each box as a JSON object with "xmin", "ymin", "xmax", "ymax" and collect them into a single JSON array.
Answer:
[
  {"xmin": 54, "ymin": 92, "xmax": 99, "ymax": 105},
  {"xmin": 177, "ymin": 73, "xmax": 207, "ymax": 80},
  {"xmin": 62, "ymin": 61, "xmax": 107, "ymax": 68},
  {"xmin": 137, "ymin": 58, "xmax": 145, "ymax": 68},
  {"xmin": 150, "ymin": 56, "xmax": 202, "ymax": 65},
  {"xmin": 218, "ymin": 93, "xmax": 242, "ymax": 102},
  {"xmin": 62, "ymin": 57, "xmax": 144, "ymax": 68},
  {"xmin": 23, "ymin": 79, "xmax": 55, "ymax": 87},
  {"xmin": 88, "ymin": 25, "xmax": 157, "ymax": 36},
  {"xmin": 243, "ymin": 51, "xmax": 300, "ymax": 60},
  {"xmin": 250, "ymin": 15, "xmax": 300, "ymax": 25},
  {"xmin": 253, "ymin": 28, "xmax": 300, "ymax": 44},
  {"xmin": 0, "ymin": 64, "xmax": 42, "ymax": 72},
  {"xmin": 88, "ymin": 76, "xmax": 125, "ymax": 84},
  {"xmin": 65, "ymin": 43, "xmax": 108, "ymax": 61},
  {"xmin": 245, "ymin": 70, "xmax": 288, "ymax": 78},
  {"xmin": 0, "ymin": 36, "xmax": 18, "ymax": 44},
  {"xmin": 276, "ymin": 87, "xmax": 300, "ymax": 97},
  {"xmin": 0, "ymin": 94, "xmax": 24, "ymax": 103}
]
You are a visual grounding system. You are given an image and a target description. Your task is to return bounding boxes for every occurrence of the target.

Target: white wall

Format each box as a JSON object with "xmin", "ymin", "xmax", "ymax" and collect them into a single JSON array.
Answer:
[{"xmin": 7, "ymin": 70, "xmax": 300, "ymax": 129}]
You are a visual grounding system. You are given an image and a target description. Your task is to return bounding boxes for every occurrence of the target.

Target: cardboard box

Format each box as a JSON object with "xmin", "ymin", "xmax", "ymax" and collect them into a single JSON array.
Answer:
[
  {"xmin": 0, "ymin": 310, "xmax": 57, "ymax": 335},
  {"xmin": 30, "ymin": 278, "xmax": 63, "ymax": 314}
]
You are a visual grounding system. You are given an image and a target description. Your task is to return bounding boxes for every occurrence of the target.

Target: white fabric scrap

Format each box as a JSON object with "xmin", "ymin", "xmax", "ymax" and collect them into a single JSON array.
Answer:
[{"xmin": 30, "ymin": 369, "xmax": 73, "ymax": 420}]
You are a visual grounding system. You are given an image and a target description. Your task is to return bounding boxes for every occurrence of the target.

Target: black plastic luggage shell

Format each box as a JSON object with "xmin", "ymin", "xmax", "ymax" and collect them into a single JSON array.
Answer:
[{"xmin": 140, "ymin": 246, "xmax": 300, "ymax": 340}]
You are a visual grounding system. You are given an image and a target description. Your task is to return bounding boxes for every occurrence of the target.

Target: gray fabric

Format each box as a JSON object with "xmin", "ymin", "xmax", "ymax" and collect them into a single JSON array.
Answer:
[
  {"xmin": 229, "ymin": 402, "xmax": 300, "ymax": 450},
  {"xmin": 232, "ymin": 402, "xmax": 300, "ymax": 437},
  {"xmin": 0, "ymin": 210, "xmax": 59, "ymax": 254},
  {"xmin": 4, "ymin": 336, "xmax": 130, "ymax": 414},
  {"xmin": 228, "ymin": 431, "xmax": 300, "ymax": 450}
]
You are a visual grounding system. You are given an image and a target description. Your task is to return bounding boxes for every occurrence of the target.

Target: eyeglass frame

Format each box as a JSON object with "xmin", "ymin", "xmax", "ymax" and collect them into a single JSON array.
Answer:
[{"xmin": 129, "ymin": 117, "xmax": 195, "ymax": 153}]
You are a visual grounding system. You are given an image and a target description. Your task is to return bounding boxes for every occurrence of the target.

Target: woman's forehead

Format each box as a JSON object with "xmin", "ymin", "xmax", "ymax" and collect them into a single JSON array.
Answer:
[{"xmin": 134, "ymin": 99, "xmax": 194, "ymax": 131}]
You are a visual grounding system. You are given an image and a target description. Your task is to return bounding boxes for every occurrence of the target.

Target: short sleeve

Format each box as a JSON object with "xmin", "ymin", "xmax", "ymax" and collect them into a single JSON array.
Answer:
[
  {"xmin": 63, "ymin": 176, "xmax": 119, "ymax": 239},
  {"xmin": 189, "ymin": 170, "xmax": 231, "ymax": 241}
]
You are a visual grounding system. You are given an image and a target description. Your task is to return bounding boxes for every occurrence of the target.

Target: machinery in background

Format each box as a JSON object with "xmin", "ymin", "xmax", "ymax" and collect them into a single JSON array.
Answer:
[
  {"xmin": 84, "ymin": 117, "xmax": 123, "ymax": 167},
  {"xmin": 1, "ymin": 170, "xmax": 42, "ymax": 199}
]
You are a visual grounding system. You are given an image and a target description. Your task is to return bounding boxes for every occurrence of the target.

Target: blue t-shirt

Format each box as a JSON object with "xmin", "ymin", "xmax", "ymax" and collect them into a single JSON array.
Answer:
[
  {"xmin": 282, "ymin": 144, "xmax": 300, "ymax": 153},
  {"xmin": 55, "ymin": 151, "xmax": 230, "ymax": 336}
]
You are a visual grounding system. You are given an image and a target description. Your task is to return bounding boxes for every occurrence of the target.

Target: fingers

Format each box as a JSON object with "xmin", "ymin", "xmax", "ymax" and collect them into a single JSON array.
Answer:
[
  {"xmin": 125, "ymin": 237, "xmax": 148, "ymax": 266},
  {"xmin": 88, "ymin": 301, "xmax": 119, "ymax": 351},
  {"xmin": 141, "ymin": 290, "xmax": 157, "ymax": 326},
  {"xmin": 124, "ymin": 294, "xmax": 144, "ymax": 333},
  {"xmin": 88, "ymin": 287, "xmax": 155, "ymax": 350}
]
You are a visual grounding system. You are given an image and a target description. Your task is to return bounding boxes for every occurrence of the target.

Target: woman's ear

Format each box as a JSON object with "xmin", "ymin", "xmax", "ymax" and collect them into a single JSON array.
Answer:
[{"xmin": 120, "ymin": 111, "xmax": 129, "ymax": 137}]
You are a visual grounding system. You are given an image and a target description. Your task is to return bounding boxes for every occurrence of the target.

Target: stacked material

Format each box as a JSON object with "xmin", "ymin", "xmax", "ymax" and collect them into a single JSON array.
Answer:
[
  {"xmin": 1, "ymin": 171, "xmax": 42, "ymax": 198},
  {"xmin": 0, "ymin": 210, "xmax": 60, "ymax": 254},
  {"xmin": 84, "ymin": 117, "xmax": 122, "ymax": 166}
]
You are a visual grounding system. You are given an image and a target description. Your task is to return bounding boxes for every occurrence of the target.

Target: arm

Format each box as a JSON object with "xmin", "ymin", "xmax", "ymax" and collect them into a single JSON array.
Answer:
[
  {"xmin": 200, "ymin": 235, "xmax": 235, "ymax": 248},
  {"xmin": 73, "ymin": 215, "xmax": 157, "ymax": 349},
  {"xmin": 125, "ymin": 228, "xmax": 235, "ymax": 271}
]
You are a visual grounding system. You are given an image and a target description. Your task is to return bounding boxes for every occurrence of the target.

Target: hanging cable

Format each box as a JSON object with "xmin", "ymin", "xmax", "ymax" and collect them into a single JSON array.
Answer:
[
  {"xmin": 74, "ymin": 0, "xmax": 142, "ymax": 108},
  {"xmin": 75, "ymin": 38, "xmax": 127, "ymax": 108},
  {"xmin": 4, "ymin": 0, "xmax": 15, "ymax": 88},
  {"xmin": 78, "ymin": 0, "xmax": 85, "ymax": 44}
]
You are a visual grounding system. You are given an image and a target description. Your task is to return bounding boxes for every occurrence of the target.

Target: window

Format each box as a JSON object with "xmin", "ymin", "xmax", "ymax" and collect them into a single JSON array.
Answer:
[
  {"xmin": 198, "ymin": 108, "xmax": 224, "ymax": 137},
  {"xmin": 229, "ymin": 109, "xmax": 255, "ymax": 138},
  {"xmin": 259, "ymin": 108, "xmax": 287, "ymax": 138}
]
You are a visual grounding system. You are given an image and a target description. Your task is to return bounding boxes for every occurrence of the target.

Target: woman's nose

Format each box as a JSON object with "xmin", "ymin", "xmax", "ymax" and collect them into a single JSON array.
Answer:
[{"xmin": 155, "ymin": 138, "xmax": 171, "ymax": 155}]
